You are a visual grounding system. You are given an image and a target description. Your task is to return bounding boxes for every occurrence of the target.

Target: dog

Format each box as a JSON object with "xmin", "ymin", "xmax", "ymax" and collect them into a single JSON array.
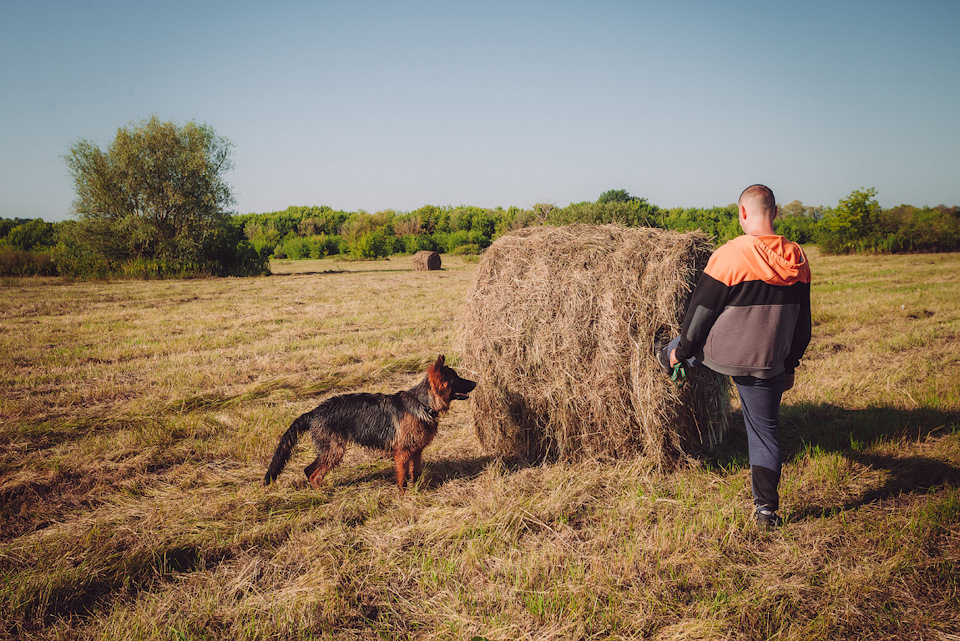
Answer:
[{"xmin": 263, "ymin": 355, "xmax": 476, "ymax": 493}]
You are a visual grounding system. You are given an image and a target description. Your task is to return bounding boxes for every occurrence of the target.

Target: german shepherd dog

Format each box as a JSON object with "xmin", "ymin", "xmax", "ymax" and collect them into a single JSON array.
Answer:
[{"xmin": 263, "ymin": 355, "xmax": 476, "ymax": 493}]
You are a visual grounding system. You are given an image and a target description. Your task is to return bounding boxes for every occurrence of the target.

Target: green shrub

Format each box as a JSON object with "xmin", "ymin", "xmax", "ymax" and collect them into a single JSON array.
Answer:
[
  {"xmin": 308, "ymin": 234, "xmax": 340, "ymax": 258},
  {"xmin": 401, "ymin": 234, "xmax": 437, "ymax": 254},
  {"xmin": 450, "ymin": 243, "xmax": 482, "ymax": 255},
  {"xmin": 0, "ymin": 248, "xmax": 58, "ymax": 276},
  {"xmin": 279, "ymin": 235, "xmax": 311, "ymax": 260},
  {"xmin": 891, "ymin": 207, "xmax": 960, "ymax": 253},
  {"xmin": 550, "ymin": 199, "xmax": 659, "ymax": 227},
  {"xmin": 775, "ymin": 215, "xmax": 819, "ymax": 244},
  {"xmin": 5, "ymin": 219, "xmax": 56, "ymax": 251},
  {"xmin": 351, "ymin": 229, "xmax": 392, "ymax": 260}
]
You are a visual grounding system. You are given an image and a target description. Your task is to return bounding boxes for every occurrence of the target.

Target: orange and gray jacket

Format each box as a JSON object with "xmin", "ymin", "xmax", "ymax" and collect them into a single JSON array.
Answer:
[{"xmin": 674, "ymin": 234, "xmax": 812, "ymax": 379}]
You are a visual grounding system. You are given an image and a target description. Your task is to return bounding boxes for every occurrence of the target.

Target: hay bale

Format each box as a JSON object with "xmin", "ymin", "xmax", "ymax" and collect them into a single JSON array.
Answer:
[
  {"xmin": 412, "ymin": 250, "xmax": 441, "ymax": 271},
  {"xmin": 457, "ymin": 224, "xmax": 730, "ymax": 465}
]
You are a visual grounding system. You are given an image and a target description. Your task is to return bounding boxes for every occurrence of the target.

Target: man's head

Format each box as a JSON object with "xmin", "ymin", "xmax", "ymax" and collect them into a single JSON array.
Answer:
[{"xmin": 737, "ymin": 184, "xmax": 777, "ymax": 235}]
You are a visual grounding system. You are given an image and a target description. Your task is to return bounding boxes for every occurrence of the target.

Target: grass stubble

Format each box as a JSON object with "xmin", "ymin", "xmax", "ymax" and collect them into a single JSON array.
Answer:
[{"xmin": 0, "ymin": 250, "xmax": 958, "ymax": 640}]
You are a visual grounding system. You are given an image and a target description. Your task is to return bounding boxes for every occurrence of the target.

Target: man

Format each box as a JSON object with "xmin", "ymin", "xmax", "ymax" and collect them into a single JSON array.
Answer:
[{"xmin": 659, "ymin": 184, "xmax": 811, "ymax": 528}]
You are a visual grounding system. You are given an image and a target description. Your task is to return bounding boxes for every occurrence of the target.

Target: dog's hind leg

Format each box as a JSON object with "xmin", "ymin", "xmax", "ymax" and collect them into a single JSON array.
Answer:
[
  {"xmin": 304, "ymin": 458, "xmax": 323, "ymax": 487},
  {"xmin": 304, "ymin": 441, "xmax": 345, "ymax": 489}
]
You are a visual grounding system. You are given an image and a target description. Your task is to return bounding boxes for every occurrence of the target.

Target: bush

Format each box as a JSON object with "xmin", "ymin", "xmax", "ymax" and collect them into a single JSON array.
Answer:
[
  {"xmin": 889, "ymin": 207, "xmax": 960, "ymax": 253},
  {"xmin": 308, "ymin": 234, "xmax": 341, "ymax": 258},
  {"xmin": 401, "ymin": 234, "xmax": 437, "ymax": 254},
  {"xmin": 279, "ymin": 235, "xmax": 311, "ymax": 260},
  {"xmin": 775, "ymin": 215, "xmax": 818, "ymax": 244},
  {"xmin": 200, "ymin": 219, "xmax": 270, "ymax": 276},
  {"xmin": 351, "ymin": 229, "xmax": 392, "ymax": 260},
  {"xmin": 435, "ymin": 230, "xmax": 492, "ymax": 254},
  {"xmin": 434, "ymin": 231, "xmax": 467, "ymax": 253},
  {"xmin": 817, "ymin": 188, "xmax": 882, "ymax": 254},
  {"xmin": 816, "ymin": 191, "xmax": 960, "ymax": 255},
  {"xmin": 5, "ymin": 219, "xmax": 56, "ymax": 251},
  {"xmin": 551, "ymin": 199, "xmax": 659, "ymax": 228},
  {"xmin": 450, "ymin": 243, "xmax": 482, "ymax": 255},
  {"xmin": 249, "ymin": 235, "xmax": 275, "ymax": 258},
  {"xmin": 0, "ymin": 248, "xmax": 58, "ymax": 276},
  {"xmin": 660, "ymin": 206, "xmax": 740, "ymax": 243},
  {"xmin": 52, "ymin": 218, "xmax": 269, "ymax": 278}
]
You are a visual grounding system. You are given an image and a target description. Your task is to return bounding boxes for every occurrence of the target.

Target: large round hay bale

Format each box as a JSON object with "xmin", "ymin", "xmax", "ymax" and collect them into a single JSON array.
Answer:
[
  {"xmin": 457, "ymin": 224, "xmax": 730, "ymax": 465},
  {"xmin": 412, "ymin": 250, "xmax": 441, "ymax": 271}
]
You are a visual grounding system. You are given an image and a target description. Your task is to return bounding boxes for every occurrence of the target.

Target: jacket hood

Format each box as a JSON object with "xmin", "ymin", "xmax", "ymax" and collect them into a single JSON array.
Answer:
[{"xmin": 729, "ymin": 234, "xmax": 811, "ymax": 286}]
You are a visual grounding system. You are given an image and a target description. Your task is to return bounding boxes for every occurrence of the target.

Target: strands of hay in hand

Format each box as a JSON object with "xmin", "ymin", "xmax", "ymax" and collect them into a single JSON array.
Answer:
[
  {"xmin": 412, "ymin": 251, "xmax": 441, "ymax": 271},
  {"xmin": 457, "ymin": 224, "xmax": 730, "ymax": 466}
]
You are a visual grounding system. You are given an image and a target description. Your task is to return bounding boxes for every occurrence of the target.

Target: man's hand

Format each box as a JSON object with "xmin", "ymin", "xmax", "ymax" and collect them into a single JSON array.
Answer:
[
  {"xmin": 783, "ymin": 371, "xmax": 795, "ymax": 392},
  {"xmin": 669, "ymin": 348, "xmax": 679, "ymax": 367}
]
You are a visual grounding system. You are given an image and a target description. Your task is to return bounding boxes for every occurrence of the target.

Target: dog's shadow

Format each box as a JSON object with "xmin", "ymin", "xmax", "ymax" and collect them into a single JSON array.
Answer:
[{"xmin": 341, "ymin": 455, "xmax": 498, "ymax": 492}]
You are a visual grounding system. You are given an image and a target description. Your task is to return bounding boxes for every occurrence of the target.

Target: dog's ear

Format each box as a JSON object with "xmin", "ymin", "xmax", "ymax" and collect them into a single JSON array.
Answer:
[{"xmin": 427, "ymin": 354, "xmax": 452, "ymax": 411}]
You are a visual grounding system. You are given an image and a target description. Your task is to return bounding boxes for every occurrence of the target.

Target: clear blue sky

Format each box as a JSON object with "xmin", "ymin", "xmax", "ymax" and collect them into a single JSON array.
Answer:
[{"xmin": 2, "ymin": 0, "xmax": 958, "ymax": 221}]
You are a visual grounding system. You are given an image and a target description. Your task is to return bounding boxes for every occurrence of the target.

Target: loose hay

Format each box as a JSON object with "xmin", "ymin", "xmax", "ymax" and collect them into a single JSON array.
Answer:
[
  {"xmin": 457, "ymin": 224, "xmax": 730, "ymax": 465},
  {"xmin": 412, "ymin": 251, "xmax": 441, "ymax": 271}
]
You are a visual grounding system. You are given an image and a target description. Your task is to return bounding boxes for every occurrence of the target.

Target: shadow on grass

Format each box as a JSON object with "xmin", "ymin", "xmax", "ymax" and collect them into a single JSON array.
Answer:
[
  {"xmin": 267, "ymin": 268, "xmax": 347, "ymax": 276},
  {"xmin": 423, "ymin": 455, "xmax": 500, "ymax": 489},
  {"xmin": 791, "ymin": 450, "xmax": 960, "ymax": 521},
  {"xmin": 704, "ymin": 402, "xmax": 960, "ymax": 520},
  {"xmin": 342, "ymin": 455, "xmax": 498, "ymax": 492},
  {"xmin": 781, "ymin": 403, "xmax": 960, "ymax": 454},
  {"xmin": 268, "ymin": 265, "xmax": 438, "ymax": 276}
]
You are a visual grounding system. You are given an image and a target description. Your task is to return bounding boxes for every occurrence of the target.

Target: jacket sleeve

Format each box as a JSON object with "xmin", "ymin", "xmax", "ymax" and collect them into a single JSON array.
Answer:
[
  {"xmin": 783, "ymin": 281, "xmax": 811, "ymax": 374},
  {"xmin": 674, "ymin": 272, "xmax": 730, "ymax": 362}
]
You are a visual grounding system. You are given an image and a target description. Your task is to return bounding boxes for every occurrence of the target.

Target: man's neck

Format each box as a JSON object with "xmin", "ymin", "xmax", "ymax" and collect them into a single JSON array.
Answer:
[{"xmin": 741, "ymin": 218, "xmax": 777, "ymax": 236}]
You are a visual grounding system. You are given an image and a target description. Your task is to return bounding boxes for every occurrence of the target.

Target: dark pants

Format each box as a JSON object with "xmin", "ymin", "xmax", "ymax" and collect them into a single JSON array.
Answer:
[
  {"xmin": 732, "ymin": 373, "xmax": 785, "ymax": 511},
  {"xmin": 666, "ymin": 337, "xmax": 785, "ymax": 511}
]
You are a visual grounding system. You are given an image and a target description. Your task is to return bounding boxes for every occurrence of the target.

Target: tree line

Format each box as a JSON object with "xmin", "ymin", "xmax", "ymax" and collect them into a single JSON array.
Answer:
[
  {"xmin": 1, "ymin": 117, "xmax": 957, "ymax": 278},
  {"xmin": 6, "ymin": 189, "xmax": 956, "ymax": 278},
  {"xmin": 236, "ymin": 188, "xmax": 959, "ymax": 261}
]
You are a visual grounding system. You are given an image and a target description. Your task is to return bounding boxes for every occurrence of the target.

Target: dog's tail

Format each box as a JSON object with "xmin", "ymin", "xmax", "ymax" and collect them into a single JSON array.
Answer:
[{"xmin": 263, "ymin": 413, "xmax": 312, "ymax": 486}]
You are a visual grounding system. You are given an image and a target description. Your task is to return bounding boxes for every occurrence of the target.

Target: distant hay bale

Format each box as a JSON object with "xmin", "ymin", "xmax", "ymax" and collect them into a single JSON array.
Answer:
[
  {"xmin": 457, "ymin": 224, "xmax": 730, "ymax": 466},
  {"xmin": 412, "ymin": 251, "xmax": 441, "ymax": 271}
]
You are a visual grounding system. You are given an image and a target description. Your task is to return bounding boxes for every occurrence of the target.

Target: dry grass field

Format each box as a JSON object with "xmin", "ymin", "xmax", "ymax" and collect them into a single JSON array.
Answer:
[{"xmin": 1, "ymin": 248, "xmax": 958, "ymax": 640}]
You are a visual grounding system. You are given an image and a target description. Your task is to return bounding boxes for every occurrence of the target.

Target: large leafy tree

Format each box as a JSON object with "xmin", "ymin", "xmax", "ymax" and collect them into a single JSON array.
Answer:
[
  {"xmin": 63, "ymin": 116, "xmax": 258, "ymax": 274},
  {"xmin": 597, "ymin": 188, "xmax": 637, "ymax": 204},
  {"xmin": 817, "ymin": 187, "xmax": 882, "ymax": 254}
]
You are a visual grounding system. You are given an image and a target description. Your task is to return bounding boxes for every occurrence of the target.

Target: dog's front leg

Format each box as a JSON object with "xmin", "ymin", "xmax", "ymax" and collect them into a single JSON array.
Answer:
[
  {"xmin": 393, "ymin": 450, "xmax": 412, "ymax": 494},
  {"xmin": 409, "ymin": 451, "xmax": 423, "ymax": 485}
]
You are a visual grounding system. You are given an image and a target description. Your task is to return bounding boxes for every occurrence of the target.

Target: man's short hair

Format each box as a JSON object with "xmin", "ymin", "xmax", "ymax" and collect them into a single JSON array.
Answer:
[{"xmin": 738, "ymin": 184, "xmax": 776, "ymax": 213}]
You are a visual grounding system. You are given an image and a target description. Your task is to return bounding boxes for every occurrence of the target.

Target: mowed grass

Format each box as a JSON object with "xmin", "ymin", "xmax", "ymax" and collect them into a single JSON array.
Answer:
[{"xmin": 1, "ymin": 249, "xmax": 958, "ymax": 640}]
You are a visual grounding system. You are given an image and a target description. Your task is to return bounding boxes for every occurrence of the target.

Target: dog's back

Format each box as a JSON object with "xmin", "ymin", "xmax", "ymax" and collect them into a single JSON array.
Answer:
[{"xmin": 307, "ymin": 392, "xmax": 403, "ymax": 450}]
